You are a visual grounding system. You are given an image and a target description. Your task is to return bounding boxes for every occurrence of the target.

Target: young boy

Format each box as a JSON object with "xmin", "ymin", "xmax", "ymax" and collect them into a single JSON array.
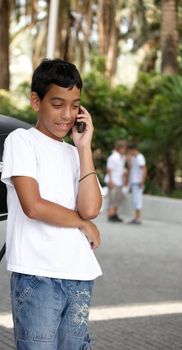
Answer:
[
  {"xmin": 104, "ymin": 140, "xmax": 126, "ymax": 222},
  {"xmin": 2, "ymin": 59, "xmax": 102, "ymax": 350},
  {"xmin": 127, "ymin": 143, "xmax": 147, "ymax": 224}
]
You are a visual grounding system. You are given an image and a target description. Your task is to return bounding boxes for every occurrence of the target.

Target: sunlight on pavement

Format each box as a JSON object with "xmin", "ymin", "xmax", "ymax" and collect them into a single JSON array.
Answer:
[
  {"xmin": 0, "ymin": 313, "xmax": 13, "ymax": 328},
  {"xmin": 89, "ymin": 301, "xmax": 182, "ymax": 321},
  {"xmin": 1, "ymin": 301, "xmax": 182, "ymax": 329}
]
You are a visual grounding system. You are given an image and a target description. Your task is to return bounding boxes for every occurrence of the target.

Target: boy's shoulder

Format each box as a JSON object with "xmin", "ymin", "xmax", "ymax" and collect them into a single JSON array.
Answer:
[
  {"xmin": 108, "ymin": 150, "xmax": 120, "ymax": 161},
  {"xmin": 137, "ymin": 153, "xmax": 146, "ymax": 165},
  {"xmin": 137, "ymin": 152, "xmax": 145, "ymax": 160},
  {"xmin": 5, "ymin": 128, "xmax": 32, "ymax": 144},
  {"xmin": 7, "ymin": 128, "xmax": 78, "ymax": 157},
  {"xmin": 7, "ymin": 127, "xmax": 31, "ymax": 139}
]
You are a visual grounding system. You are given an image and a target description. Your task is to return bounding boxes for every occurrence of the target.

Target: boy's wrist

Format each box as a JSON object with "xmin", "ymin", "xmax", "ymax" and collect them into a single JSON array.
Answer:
[
  {"xmin": 77, "ymin": 144, "xmax": 92, "ymax": 155},
  {"xmin": 78, "ymin": 147, "xmax": 95, "ymax": 176},
  {"xmin": 79, "ymin": 219, "xmax": 89, "ymax": 231}
]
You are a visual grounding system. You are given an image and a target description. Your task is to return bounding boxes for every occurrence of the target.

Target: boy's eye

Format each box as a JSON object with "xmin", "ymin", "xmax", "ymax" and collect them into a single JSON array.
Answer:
[{"xmin": 52, "ymin": 104, "xmax": 63, "ymax": 108}]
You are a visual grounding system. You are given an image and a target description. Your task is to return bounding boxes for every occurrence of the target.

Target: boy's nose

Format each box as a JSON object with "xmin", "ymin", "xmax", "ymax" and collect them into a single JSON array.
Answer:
[{"xmin": 61, "ymin": 107, "xmax": 71, "ymax": 119}]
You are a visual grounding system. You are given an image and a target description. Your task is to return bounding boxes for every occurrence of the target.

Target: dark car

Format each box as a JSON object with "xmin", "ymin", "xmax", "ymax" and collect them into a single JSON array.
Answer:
[
  {"xmin": 0, "ymin": 114, "xmax": 31, "ymax": 260},
  {"xmin": 0, "ymin": 114, "xmax": 31, "ymax": 217}
]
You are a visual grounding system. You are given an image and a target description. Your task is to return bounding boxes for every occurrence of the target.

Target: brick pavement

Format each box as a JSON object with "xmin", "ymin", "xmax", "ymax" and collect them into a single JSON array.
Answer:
[{"xmin": 1, "ymin": 212, "xmax": 182, "ymax": 349}]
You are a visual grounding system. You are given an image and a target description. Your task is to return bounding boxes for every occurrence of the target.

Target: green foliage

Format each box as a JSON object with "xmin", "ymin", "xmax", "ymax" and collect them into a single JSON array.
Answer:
[
  {"xmin": 89, "ymin": 53, "xmax": 106, "ymax": 74},
  {"xmin": 82, "ymin": 71, "xmax": 130, "ymax": 150},
  {"xmin": 128, "ymin": 73, "xmax": 182, "ymax": 194},
  {"xmin": 81, "ymin": 71, "xmax": 130, "ymax": 181},
  {"xmin": 1, "ymin": 71, "xmax": 182, "ymax": 197},
  {"xmin": 0, "ymin": 89, "xmax": 36, "ymax": 124},
  {"xmin": 0, "ymin": 89, "xmax": 20, "ymax": 118},
  {"xmin": 16, "ymin": 81, "xmax": 31, "ymax": 100}
]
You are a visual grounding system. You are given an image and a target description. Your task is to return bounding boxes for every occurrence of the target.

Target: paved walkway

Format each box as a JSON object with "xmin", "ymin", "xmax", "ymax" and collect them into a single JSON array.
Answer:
[{"xmin": 1, "ymin": 212, "xmax": 182, "ymax": 349}]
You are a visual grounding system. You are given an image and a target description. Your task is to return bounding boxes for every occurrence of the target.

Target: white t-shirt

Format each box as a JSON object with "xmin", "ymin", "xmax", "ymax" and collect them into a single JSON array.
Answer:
[
  {"xmin": 104, "ymin": 150, "xmax": 125, "ymax": 186},
  {"xmin": 1, "ymin": 127, "xmax": 102, "ymax": 280},
  {"xmin": 129, "ymin": 153, "xmax": 146, "ymax": 184}
]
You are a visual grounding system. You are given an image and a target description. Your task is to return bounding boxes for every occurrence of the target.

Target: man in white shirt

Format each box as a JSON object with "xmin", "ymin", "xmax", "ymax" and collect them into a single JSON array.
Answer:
[
  {"xmin": 104, "ymin": 140, "xmax": 126, "ymax": 222},
  {"xmin": 2, "ymin": 59, "xmax": 102, "ymax": 350},
  {"xmin": 127, "ymin": 143, "xmax": 147, "ymax": 224}
]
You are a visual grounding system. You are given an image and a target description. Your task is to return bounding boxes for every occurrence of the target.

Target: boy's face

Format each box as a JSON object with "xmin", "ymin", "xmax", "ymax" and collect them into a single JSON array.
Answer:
[
  {"xmin": 127, "ymin": 149, "xmax": 137, "ymax": 157},
  {"xmin": 118, "ymin": 146, "xmax": 126, "ymax": 155},
  {"xmin": 30, "ymin": 84, "xmax": 81, "ymax": 140}
]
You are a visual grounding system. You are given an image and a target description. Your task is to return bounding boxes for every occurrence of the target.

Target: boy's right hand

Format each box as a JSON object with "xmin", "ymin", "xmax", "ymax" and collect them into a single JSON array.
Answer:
[
  {"xmin": 108, "ymin": 181, "xmax": 115, "ymax": 189},
  {"xmin": 80, "ymin": 221, "xmax": 101, "ymax": 249}
]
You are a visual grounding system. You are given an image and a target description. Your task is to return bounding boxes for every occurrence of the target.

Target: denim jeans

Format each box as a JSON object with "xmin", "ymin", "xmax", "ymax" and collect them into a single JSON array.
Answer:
[{"xmin": 11, "ymin": 273, "xmax": 94, "ymax": 350}]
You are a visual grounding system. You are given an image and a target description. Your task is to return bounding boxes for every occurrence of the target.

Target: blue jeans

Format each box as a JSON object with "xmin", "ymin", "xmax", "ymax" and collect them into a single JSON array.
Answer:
[{"xmin": 11, "ymin": 273, "xmax": 94, "ymax": 350}]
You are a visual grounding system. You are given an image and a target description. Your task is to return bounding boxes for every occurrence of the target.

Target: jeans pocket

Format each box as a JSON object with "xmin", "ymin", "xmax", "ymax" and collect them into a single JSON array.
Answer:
[
  {"xmin": 11, "ymin": 273, "xmax": 40, "ymax": 312},
  {"xmin": 11, "ymin": 274, "xmax": 60, "ymax": 342}
]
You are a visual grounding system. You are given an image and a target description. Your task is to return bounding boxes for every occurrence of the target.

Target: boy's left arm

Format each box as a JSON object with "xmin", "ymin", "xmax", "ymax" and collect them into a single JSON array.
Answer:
[
  {"xmin": 140, "ymin": 165, "xmax": 147, "ymax": 187},
  {"xmin": 72, "ymin": 106, "xmax": 102, "ymax": 220}
]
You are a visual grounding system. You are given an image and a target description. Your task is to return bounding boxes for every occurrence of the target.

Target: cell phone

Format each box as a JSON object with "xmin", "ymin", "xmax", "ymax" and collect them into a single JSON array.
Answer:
[
  {"xmin": 75, "ymin": 121, "xmax": 86, "ymax": 133},
  {"xmin": 75, "ymin": 108, "xmax": 86, "ymax": 133}
]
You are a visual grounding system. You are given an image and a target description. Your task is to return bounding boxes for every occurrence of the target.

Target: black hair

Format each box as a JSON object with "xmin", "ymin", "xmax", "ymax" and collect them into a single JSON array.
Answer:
[
  {"xmin": 31, "ymin": 58, "xmax": 83, "ymax": 99},
  {"xmin": 127, "ymin": 143, "xmax": 138, "ymax": 150}
]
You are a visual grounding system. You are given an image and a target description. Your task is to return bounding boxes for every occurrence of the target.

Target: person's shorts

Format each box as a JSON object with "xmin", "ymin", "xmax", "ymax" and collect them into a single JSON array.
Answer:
[
  {"xmin": 131, "ymin": 184, "xmax": 144, "ymax": 210},
  {"xmin": 11, "ymin": 273, "xmax": 94, "ymax": 350},
  {"xmin": 107, "ymin": 185, "xmax": 122, "ymax": 208}
]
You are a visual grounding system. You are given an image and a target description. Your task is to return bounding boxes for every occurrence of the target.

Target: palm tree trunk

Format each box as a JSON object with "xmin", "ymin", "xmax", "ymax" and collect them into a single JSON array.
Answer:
[
  {"xmin": 98, "ymin": 0, "xmax": 107, "ymax": 55},
  {"xmin": 160, "ymin": 0, "xmax": 178, "ymax": 75},
  {"xmin": 106, "ymin": 18, "xmax": 119, "ymax": 80},
  {"xmin": 56, "ymin": 0, "xmax": 72, "ymax": 60},
  {"xmin": 136, "ymin": 0, "xmax": 148, "ymax": 46},
  {"xmin": 0, "ymin": 0, "xmax": 10, "ymax": 89},
  {"xmin": 98, "ymin": 0, "xmax": 119, "ymax": 81},
  {"xmin": 77, "ymin": 0, "xmax": 93, "ymax": 73}
]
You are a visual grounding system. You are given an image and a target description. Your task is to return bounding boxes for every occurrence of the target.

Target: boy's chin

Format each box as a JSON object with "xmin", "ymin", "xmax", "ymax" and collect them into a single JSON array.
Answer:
[{"xmin": 55, "ymin": 130, "xmax": 70, "ymax": 139}]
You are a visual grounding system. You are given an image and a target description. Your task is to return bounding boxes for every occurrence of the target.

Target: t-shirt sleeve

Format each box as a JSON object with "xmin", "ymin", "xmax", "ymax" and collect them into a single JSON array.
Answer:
[
  {"xmin": 1, "ymin": 129, "xmax": 38, "ymax": 187},
  {"xmin": 97, "ymin": 176, "xmax": 105, "ymax": 197},
  {"xmin": 107, "ymin": 155, "xmax": 116, "ymax": 170},
  {"xmin": 137, "ymin": 154, "xmax": 146, "ymax": 167}
]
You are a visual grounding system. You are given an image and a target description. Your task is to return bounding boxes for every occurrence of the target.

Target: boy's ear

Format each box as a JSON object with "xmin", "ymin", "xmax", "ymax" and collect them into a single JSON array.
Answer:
[{"xmin": 30, "ymin": 92, "xmax": 40, "ymax": 111}]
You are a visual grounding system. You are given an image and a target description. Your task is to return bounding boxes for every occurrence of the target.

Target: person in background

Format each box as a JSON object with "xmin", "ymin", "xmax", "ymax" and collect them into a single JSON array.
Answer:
[
  {"xmin": 127, "ymin": 143, "xmax": 147, "ymax": 224},
  {"xmin": 104, "ymin": 140, "xmax": 127, "ymax": 222}
]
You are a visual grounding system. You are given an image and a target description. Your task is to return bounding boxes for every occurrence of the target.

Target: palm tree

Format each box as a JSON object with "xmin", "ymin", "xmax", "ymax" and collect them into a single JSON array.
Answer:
[
  {"xmin": 160, "ymin": 0, "xmax": 179, "ymax": 74},
  {"xmin": 0, "ymin": 0, "xmax": 10, "ymax": 89},
  {"xmin": 0, "ymin": 0, "xmax": 49, "ymax": 90},
  {"xmin": 98, "ymin": 0, "xmax": 122, "ymax": 81}
]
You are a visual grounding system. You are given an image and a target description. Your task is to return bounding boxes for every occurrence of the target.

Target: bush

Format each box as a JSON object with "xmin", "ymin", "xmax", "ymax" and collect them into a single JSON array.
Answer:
[
  {"xmin": 128, "ymin": 73, "xmax": 182, "ymax": 194},
  {"xmin": 1, "ymin": 71, "xmax": 182, "ymax": 198},
  {"xmin": 0, "ymin": 89, "xmax": 36, "ymax": 124}
]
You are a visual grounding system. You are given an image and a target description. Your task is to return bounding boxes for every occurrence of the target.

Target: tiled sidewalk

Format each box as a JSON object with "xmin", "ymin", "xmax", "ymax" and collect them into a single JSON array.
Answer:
[{"xmin": 1, "ymin": 213, "xmax": 182, "ymax": 349}]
